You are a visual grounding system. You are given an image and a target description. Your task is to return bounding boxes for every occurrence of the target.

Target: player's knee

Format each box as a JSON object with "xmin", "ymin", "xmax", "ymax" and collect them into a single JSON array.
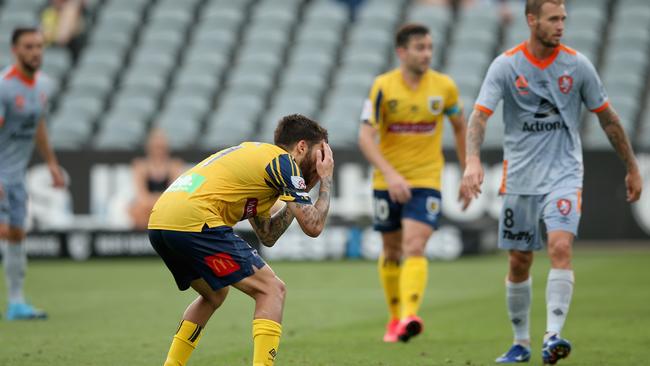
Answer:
[
  {"xmin": 7, "ymin": 228, "xmax": 25, "ymax": 242},
  {"xmin": 509, "ymin": 251, "xmax": 532, "ymax": 277},
  {"xmin": 402, "ymin": 237, "xmax": 426, "ymax": 257},
  {"xmin": 549, "ymin": 240, "xmax": 572, "ymax": 267},
  {"xmin": 272, "ymin": 277, "xmax": 287, "ymax": 302}
]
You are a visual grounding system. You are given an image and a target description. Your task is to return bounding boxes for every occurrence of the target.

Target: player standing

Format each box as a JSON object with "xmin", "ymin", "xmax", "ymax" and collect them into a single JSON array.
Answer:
[
  {"xmin": 148, "ymin": 115, "xmax": 333, "ymax": 366},
  {"xmin": 460, "ymin": 0, "xmax": 643, "ymax": 363},
  {"xmin": 358, "ymin": 23, "xmax": 471, "ymax": 343},
  {"xmin": 0, "ymin": 27, "xmax": 65, "ymax": 320}
]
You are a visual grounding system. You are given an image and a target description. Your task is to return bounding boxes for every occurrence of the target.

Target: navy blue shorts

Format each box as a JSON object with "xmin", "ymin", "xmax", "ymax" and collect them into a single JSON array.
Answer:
[
  {"xmin": 372, "ymin": 188, "xmax": 442, "ymax": 232},
  {"xmin": 148, "ymin": 226, "xmax": 266, "ymax": 291}
]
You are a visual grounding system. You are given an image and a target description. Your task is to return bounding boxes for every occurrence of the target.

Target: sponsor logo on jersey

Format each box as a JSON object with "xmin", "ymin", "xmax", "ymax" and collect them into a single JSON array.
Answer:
[
  {"xmin": 502, "ymin": 230, "xmax": 533, "ymax": 243},
  {"xmin": 387, "ymin": 121, "xmax": 437, "ymax": 134},
  {"xmin": 291, "ymin": 175, "xmax": 306, "ymax": 190},
  {"xmin": 166, "ymin": 173, "xmax": 206, "ymax": 193},
  {"xmin": 534, "ymin": 98, "xmax": 560, "ymax": 118},
  {"xmin": 558, "ymin": 75, "xmax": 573, "ymax": 94},
  {"xmin": 241, "ymin": 198, "xmax": 259, "ymax": 219},
  {"xmin": 428, "ymin": 96, "xmax": 444, "ymax": 114},
  {"xmin": 515, "ymin": 75, "xmax": 529, "ymax": 95},
  {"xmin": 557, "ymin": 199, "xmax": 572, "ymax": 216},
  {"xmin": 204, "ymin": 252, "xmax": 241, "ymax": 277},
  {"xmin": 522, "ymin": 120, "xmax": 569, "ymax": 132}
]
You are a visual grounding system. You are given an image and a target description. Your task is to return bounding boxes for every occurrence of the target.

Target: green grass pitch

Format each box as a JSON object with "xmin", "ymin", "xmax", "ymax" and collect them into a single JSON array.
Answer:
[{"xmin": 0, "ymin": 248, "xmax": 649, "ymax": 365}]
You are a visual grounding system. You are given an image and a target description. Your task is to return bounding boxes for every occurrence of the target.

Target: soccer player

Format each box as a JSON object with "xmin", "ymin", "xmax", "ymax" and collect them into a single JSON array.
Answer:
[
  {"xmin": 358, "ymin": 23, "xmax": 471, "ymax": 343},
  {"xmin": 460, "ymin": 0, "xmax": 643, "ymax": 363},
  {"xmin": 0, "ymin": 27, "xmax": 64, "ymax": 320},
  {"xmin": 148, "ymin": 114, "xmax": 333, "ymax": 366}
]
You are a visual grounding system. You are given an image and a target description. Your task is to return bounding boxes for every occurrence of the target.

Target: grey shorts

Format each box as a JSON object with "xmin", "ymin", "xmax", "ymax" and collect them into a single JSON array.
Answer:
[
  {"xmin": 0, "ymin": 181, "xmax": 28, "ymax": 229},
  {"xmin": 498, "ymin": 187, "xmax": 582, "ymax": 251}
]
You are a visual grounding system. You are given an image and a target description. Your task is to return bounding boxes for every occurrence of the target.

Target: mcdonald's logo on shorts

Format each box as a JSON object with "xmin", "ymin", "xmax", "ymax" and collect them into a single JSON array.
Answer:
[{"xmin": 204, "ymin": 253, "xmax": 241, "ymax": 277}]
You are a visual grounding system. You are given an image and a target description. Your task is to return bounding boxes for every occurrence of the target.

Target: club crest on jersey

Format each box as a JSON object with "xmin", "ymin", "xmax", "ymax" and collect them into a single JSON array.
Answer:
[
  {"xmin": 557, "ymin": 199, "xmax": 572, "ymax": 216},
  {"xmin": 388, "ymin": 99, "xmax": 398, "ymax": 113},
  {"xmin": 428, "ymin": 96, "xmax": 443, "ymax": 115},
  {"xmin": 15, "ymin": 95, "xmax": 25, "ymax": 110},
  {"xmin": 558, "ymin": 75, "xmax": 573, "ymax": 94},
  {"xmin": 515, "ymin": 75, "xmax": 529, "ymax": 95},
  {"xmin": 291, "ymin": 175, "xmax": 306, "ymax": 190}
]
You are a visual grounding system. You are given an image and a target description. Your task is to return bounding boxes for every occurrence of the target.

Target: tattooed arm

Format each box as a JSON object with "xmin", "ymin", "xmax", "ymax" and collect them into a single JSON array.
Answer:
[
  {"xmin": 596, "ymin": 105, "xmax": 643, "ymax": 202},
  {"xmin": 460, "ymin": 109, "xmax": 490, "ymax": 199},
  {"xmin": 249, "ymin": 204, "xmax": 295, "ymax": 247},
  {"xmin": 287, "ymin": 175, "xmax": 332, "ymax": 237}
]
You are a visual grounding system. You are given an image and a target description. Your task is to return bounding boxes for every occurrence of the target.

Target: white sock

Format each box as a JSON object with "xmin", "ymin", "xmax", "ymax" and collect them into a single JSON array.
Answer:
[
  {"xmin": 2, "ymin": 241, "xmax": 27, "ymax": 304},
  {"xmin": 506, "ymin": 277, "xmax": 532, "ymax": 345},
  {"xmin": 546, "ymin": 269, "xmax": 574, "ymax": 337}
]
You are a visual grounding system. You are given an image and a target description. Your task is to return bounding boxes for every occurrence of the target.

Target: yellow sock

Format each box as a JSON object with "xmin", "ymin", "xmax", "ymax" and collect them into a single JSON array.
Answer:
[
  {"xmin": 164, "ymin": 320, "xmax": 203, "ymax": 366},
  {"xmin": 378, "ymin": 254, "xmax": 401, "ymax": 320},
  {"xmin": 252, "ymin": 318, "xmax": 282, "ymax": 366},
  {"xmin": 399, "ymin": 256, "xmax": 428, "ymax": 318}
]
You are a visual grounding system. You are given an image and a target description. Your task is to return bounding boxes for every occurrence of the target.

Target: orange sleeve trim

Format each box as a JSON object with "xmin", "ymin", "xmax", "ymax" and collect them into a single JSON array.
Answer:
[
  {"xmin": 590, "ymin": 101, "xmax": 609, "ymax": 113},
  {"xmin": 475, "ymin": 104, "xmax": 493, "ymax": 116},
  {"xmin": 559, "ymin": 44, "xmax": 577, "ymax": 56}
]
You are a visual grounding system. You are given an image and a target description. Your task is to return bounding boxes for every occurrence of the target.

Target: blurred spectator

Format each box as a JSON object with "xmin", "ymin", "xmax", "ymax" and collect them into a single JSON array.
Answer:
[
  {"xmin": 40, "ymin": 0, "xmax": 86, "ymax": 60},
  {"xmin": 418, "ymin": 0, "xmax": 516, "ymax": 25},
  {"xmin": 128, "ymin": 129, "xmax": 185, "ymax": 230},
  {"xmin": 336, "ymin": 0, "xmax": 365, "ymax": 20}
]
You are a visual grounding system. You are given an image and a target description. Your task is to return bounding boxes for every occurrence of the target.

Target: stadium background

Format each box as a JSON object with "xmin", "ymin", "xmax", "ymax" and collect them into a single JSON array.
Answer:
[{"xmin": 0, "ymin": 0, "xmax": 649, "ymax": 261}]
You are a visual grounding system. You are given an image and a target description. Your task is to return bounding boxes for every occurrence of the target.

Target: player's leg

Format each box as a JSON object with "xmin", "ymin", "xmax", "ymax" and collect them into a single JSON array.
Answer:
[
  {"xmin": 396, "ymin": 188, "xmax": 440, "ymax": 342},
  {"xmin": 1, "ymin": 183, "xmax": 45, "ymax": 320},
  {"xmin": 540, "ymin": 188, "xmax": 580, "ymax": 364},
  {"xmin": 379, "ymin": 230, "xmax": 402, "ymax": 342},
  {"xmin": 232, "ymin": 265, "xmax": 285, "ymax": 366},
  {"xmin": 373, "ymin": 190, "xmax": 403, "ymax": 342},
  {"xmin": 496, "ymin": 194, "xmax": 542, "ymax": 363},
  {"xmin": 164, "ymin": 279, "xmax": 229, "ymax": 366}
]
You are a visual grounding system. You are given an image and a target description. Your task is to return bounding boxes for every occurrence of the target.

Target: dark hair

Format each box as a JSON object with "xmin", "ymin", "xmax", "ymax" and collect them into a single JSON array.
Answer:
[
  {"xmin": 395, "ymin": 23, "xmax": 430, "ymax": 48},
  {"xmin": 525, "ymin": 0, "xmax": 564, "ymax": 17},
  {"xmin": 11, "ymin": 27, "xmax": 40, "ymax": 45},
  {"xmin": 274, "ymin": 114, "xmax": 328, "ymax": 150}
]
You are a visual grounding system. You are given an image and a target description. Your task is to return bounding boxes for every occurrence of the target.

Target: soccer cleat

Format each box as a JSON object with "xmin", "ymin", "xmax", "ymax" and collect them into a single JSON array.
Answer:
[
  {"xmin": 383, "ymin": 319, "xmax": 400, "ymax": 343},
  {"xmin": 396, "ymin": 315, "xmax": 423, "ymax": 343},
  {"xmin": 542, "ymin": 335, "xmax": 571, "ymax": 365},
  {"xmin": 6, "ymin": 302, "xmax": 48, "ymax": 321},
  {"xmin": 495, "ymin": 344, "xmax": 531, "ymax": 363}
]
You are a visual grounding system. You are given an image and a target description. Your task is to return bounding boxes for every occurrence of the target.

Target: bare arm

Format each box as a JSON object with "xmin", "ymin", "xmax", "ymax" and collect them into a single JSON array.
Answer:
[
  {"xmin": 448, "ymin": 110, "xmax": 467, "ymax": 172},
  {"xmin": 460, "ymin": 109, "xmax": 490, "ymax": 199},
  {"xmin": 358, "ymin": 123, "xmax": 411, "ymax": 203},
  {"xmin": 596, "ymin": 105, "xmax": 642, "ymax": 202},
  {"xmin": 249, "ymin": 204, "xmax": 296, "ymax": 247},
  {"xmin": 286, "ymin": 175, "xmax": 332, "ymax": 238},
  {"xmin": 35, "ymin": 119, "xmax": 65, "ymax": 187}
]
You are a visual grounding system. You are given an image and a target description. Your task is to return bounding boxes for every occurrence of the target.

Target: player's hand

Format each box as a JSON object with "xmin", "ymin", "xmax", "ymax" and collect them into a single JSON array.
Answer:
[
  {"xmin": 461, "ymin": 156, "xmax": 484, "ymax": 199},
  {"xmin": 49, "ymin": 164, "xmax": 66, "ymax": 188},
  {"xmin": 385, "ymin": 171, "xmax": 411, "ymax": 204},
  {"xmin": 625, "ymin": 169, "xmax": 642, "ymax": 203},
  {"xmin": 457, "ymin": 184, "xmax": 473, "ymax": 211},
  {"xmin": 316, "ymin": 141, "xmax": 334, "ymax": 180}
]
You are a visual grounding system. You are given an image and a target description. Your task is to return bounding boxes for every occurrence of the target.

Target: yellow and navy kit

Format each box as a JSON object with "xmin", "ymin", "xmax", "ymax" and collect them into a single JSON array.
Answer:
[
  {"xmin": 362, "ymin": 68, "xmax": 461, "ymax": 190},
  {"xmin": 148, "ymin": 142, "xmax": 311, "ymax": 232}
]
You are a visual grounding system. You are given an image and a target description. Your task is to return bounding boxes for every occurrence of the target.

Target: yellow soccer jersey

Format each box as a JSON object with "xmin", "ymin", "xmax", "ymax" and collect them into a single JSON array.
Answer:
[
  {"xmin": 148, "ymin": 142, "xmax": 311, "ymax": 232},
  {"xmin": 362, "ymin": 68, "xmax": 461, "ymax": 190}
]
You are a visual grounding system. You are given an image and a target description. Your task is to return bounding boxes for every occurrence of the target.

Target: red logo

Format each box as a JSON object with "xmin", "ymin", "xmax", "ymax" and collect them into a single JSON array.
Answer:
[
  {"xmin": 515, "ymin": 75, "xmax": 529, "ymax": 95},
  {"xmin": 558, "ymin": 75, "xmax": 573, "ymax": 94},
  {"xmin": 241, "ymin": 198, "xmax": 258, "ymax": 219},
  {"xmin": 15, "ymin": 95, "xmax": 25, "ymax": 110},
  {"xmin": 204, "ymin": 253, "xmax": 241, "ymax": 277},
  {"xmin": 557, "ymin": 199, "xmax": 572, "ymax": 216}
]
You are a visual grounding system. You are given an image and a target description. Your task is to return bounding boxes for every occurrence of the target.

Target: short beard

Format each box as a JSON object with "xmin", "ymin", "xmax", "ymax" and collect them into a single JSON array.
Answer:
[
  {"xmin": 299, "ymin": 153, "xmax": 317, "ymax": 189},
  {"xmin": 20, "ymin": 60, "xmax": 39, "ymax": 74},
  {"xmin": 535, "ymin": 27, "xmax": 559, "ymax": 48}
]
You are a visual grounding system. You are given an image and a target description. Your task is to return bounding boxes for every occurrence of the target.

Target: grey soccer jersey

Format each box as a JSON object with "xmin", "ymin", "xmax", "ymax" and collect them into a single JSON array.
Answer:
[
  {"xmin": 475, "ymin": 42, "xmax": 608, "ymax": 195},
  {"xmin": 0, "ymin": 65, "xmax": 51, "ymax": 184}
]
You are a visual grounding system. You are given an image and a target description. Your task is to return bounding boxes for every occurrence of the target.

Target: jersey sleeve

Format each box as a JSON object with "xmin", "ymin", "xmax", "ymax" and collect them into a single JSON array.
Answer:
[
  {"xmin": 475, "ymin": 56, "xmax": 507, "ymax": 116},
  {"xmin": 265, "ymin": 154, "xmax": 312, "ymax": 204},
  {"xmin": 360, "ymin": 77, "xmax": 383, "ymax": 127},
  {"xmin": 578, "ymin": 53, "xmax": 609, "ymax": 112},
  {"xmin": 444, "ymin": 76, "xmax": 462, "ymax": 117}
]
